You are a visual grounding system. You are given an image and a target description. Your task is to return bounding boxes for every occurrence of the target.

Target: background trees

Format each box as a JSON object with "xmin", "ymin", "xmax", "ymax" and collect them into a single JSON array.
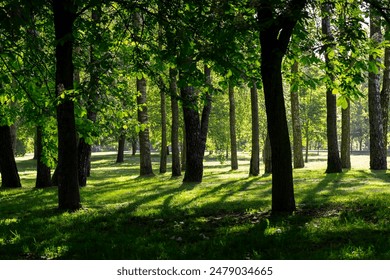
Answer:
[{"xmin": 1, "ymin": 0, "xmax": 390, "ymax": 214}]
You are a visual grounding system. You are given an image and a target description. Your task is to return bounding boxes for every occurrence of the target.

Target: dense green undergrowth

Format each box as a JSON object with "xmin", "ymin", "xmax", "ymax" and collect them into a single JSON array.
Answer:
[{"xmin": 1, "ymin": 152, "xmax": 390, "ymax": 259}]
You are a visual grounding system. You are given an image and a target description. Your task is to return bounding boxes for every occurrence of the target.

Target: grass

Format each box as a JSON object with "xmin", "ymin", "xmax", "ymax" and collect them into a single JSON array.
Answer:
[{"xmin": 1, "ymin": 151, "xmax": 390, "ymax": 259}]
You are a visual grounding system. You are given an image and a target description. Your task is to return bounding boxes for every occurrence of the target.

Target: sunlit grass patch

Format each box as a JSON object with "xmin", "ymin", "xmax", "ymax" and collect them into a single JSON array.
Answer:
[{"xmin": 1, "ymin": 152, "xmax": 390, "ymax": 259}]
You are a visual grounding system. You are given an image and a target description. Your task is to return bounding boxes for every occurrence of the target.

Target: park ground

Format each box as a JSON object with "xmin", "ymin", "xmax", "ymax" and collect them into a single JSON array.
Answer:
[{"xmin": 1, "ymin": 151, "xmax": 390, "ymax": 259}]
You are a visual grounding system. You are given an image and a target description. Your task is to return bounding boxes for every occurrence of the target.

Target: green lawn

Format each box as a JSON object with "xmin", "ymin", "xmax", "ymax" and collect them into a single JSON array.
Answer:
[{"xmin": 1, "ymin": 152, "xmax": 390, "ymax": 259}]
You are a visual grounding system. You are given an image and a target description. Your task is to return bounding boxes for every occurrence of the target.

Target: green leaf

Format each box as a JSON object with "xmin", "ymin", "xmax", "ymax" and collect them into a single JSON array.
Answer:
[
  {"xmin": 337, "ymin": 96, "xmax": 349, "ymax": 109},
  {"xmin": 368, "ymin": 61, "xmax": 379, "ymax": 74},
  {"xmin": 328, "ymin": 49, "xmax": 336, "ymax": 59}
]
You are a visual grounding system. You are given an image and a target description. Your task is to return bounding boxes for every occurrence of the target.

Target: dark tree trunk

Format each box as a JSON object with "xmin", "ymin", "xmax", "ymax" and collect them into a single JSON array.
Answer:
[
  {"xmin": 33, "ymin": 132, "xmax": 38, "ymax": 160},
  {"xmin": 257, "ymin": 0, "xmax": 305, "ymax": 213},
  {"xmin": 116, "ymin": 133, "xmax": 126, "ymax": 163},
  {"xmin": 263, "ymin": 132, "xmax": 272, "ymax": 174},
  {"xmin": 10, "ymin": 124, "xmax": 16, "ymax": 155},
  {"xmin": 228, "ymin": 80, "xmax": 238, "ymax": 170},
  {"xmin": 131, "ymin": 136, "xmax": 137, "ymax": 155},
  {"xmin": 0, "ymin": 125, "xmax": 22, "ymax": 188},
  {"xmin": 322, "ymin": 4, "xmax": 342, "ymax": 173},
  {"xmin": 181, "ymin": 134, "xmax": 186, "ymax": 171},
  {"xmin": 249, "ymin": 83, "xmax": 260, "ymax": 176},
  {"xmin": 35, "ymin": 126, "xmax": 52, "ymax": 188},
  {"xmin": 52, "ymin": 0, "xmax": 81, "ymax": 210},
  {"xmin": 78, "ymin": 137, "xmax": 92, "ymax": 187},
  {"xmin": 381, "ymin": 27, "xmax": 390, "ymax": 153},
  {"xmin": 180, "ymin": 66, "xmax": 212, "ymax": 182},
  {"xmin": 290, "ymin": 61, "xmax": 304, "ymax": 169},
  {"xmin": 78, "ymin": 15, "xmax": 100, "ymax": 187},
  {"xmin": 170, "ymin": 68, "xmax": 181, "ymax": 176},
  {"xmin": 305, "ymin": 121, "xmax": 309, "ymax": 163},
  {"xmin": 137, "ymin": 77, "xmax": 154, "ymax": 176},
  {"xmin": 369, "ymin": 11, "xmax": 387, "ymax": 170},
  {"xmin": 341, "ymin": 100, "xmax": 351, "ymax": 169},
  {"xmin": 160, "ymin": 77, "xmax": 167, "ymax": 174}
]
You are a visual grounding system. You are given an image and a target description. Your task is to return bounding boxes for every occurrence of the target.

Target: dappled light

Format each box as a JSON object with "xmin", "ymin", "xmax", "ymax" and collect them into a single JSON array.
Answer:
[{"xmin": 1, "ymin": 152, "xmax": 390, "ymax": 259}]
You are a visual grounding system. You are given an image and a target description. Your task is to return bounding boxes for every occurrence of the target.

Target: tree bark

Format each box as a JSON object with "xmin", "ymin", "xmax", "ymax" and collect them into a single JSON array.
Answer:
[
  {"xmin": 369, "ymin": 11, "xmax": 387, "ymax": 170},
  {"xmin": 159, "ymin": 77, "xmax": 167, "ymax": 174},
  {"xmin": 137, "ymin": 77, "xmax": 154, "ymax": 176},
  {"xmin": 116, "ymin": 133, "xmax": 126, "ymax": 163},
  {"xmin": 52, "ymin": 0, "xmax": 81, "ymax": 210},
  {"xmin": 0, "ymin": 125, "xmax": 22, "ymax": 188},
  {"xmin": 249, "ymin": 83, "xmax": 260, "ymax": 176},
  {"xmin": 10, "ymin": 124, "xmax": 16, "ymax": 155},
  {"xmin": 78, "ymin": 14, "xmax": 100, "ymax": 187},
  {"xmin": 180, "ymin": 65, "xmax": 212, "ymax": 182},
  {"xmin": 322, "ymin": 4, "xmax": 342, "ymax": 173},
  {"xmin": 263, "ymin": 132, "xmax": 272, "ymax": 174},
  {"xmin": 170, "ymin": 68, "xmax": 181, "ymax": 176},
  {"xmin": 257, "ymin": 0, "xmax": 305, "ymax": 213},
  {"xmin": 35, "ymin": 126, "xmax": 52, "ymax": 188},
  {"xmin": 381, "ymin": 26, "xmax": 390, "ymax": 153},
  {"xmin": 341, "ymin": 100, "xmax": 351, "ymax": 169},
  {"xmin": 290, "ymin": 61, "xmax": 305, "ymax": 168},
  {"xmin": 228, "ymin": 80, "xmax": 238, "ymax": 170},
  {"xmin": 131, "ymin": 136, "xmax": 137, "ymax": 155},
  {"xmin": 181, "ymin": 130, "xmax": 186, "ymax": 171}
]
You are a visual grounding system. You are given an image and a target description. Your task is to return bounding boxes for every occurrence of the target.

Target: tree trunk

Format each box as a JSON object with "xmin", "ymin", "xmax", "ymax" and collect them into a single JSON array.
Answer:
[
  {"xmin": 78, "ymin": 15, "xmax": 100, "ymax": 187},
  {"xmin": 116, "ymin": 133, "xmax": 126, "ymax": 163},
  {"xmin": 0, "ymin": 125, "xmax": 22, "ymax": 188},
  {"xmin": 305, "ymin": 121, "xmax": 309, "ymax": 163},
  {"xmin": 322, "ymin": 4, "xmax": 342, "ymax": 173},
  {"xmin": 257, "ymin": 0, "xmax": 304, "ymax": 213},
  {"xmin": 137, "ymin": 77, "xmax": 154, "ymax": 176},
  {"xmin": 180, "ymin": 65, "xmax": 212, "ymax": 182},
  {"xmin": 170, "ymin": 68, "xmax": 181, "ymax": 176},
  {"xmin": 52, "ymin": 0, "xmax": 81, "ymax": 210},
  {"xmin": 78, "ymin": 137, "xmax": 92, "ymax": 187},
  {"xmin": 369, "ymin": 11, "xmax": 387, "ymax": 170},
  {"xmin": 35, "ymin": 126, "xmax": 52, "ymax": 188},
  {"xmin": 228, "ymin": 80, "xmax": 238, "ymax": 170},
  {"xmin": 249, "ymin": 83, "xmax": 260, "ymax": 176},
  {"xmin": 341, "ymin": 100, "xmax": 351, "ymax": 169},
  {"xmin": 263, "ymin": 132, "xmax": 272, "ymax": 174},
  {"xmin": 381, "ymin": 26, "xmax": 390, "ymax": 153},
  {"xmin": 10, "ymin": 124, "xmax": 16, "ymax": 155},
  {"xmin": 131, "ymin": 136, "xmax": 137, "ymax": 155},
  {"xmin": 290, "ymin": 61, "xmax": 305, "ymax": 168},
  {"xmin": 159, "ymin": 77, "xmax": 167, "ymax": 174},
  {"xmin": 181, "ymin": 132, "xmax": 186, "ymax": 171}
]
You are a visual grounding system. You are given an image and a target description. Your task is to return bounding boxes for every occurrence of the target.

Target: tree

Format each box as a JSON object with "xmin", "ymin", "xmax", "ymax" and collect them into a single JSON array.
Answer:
[
  {"xmin": 0, "ymin": 125, "xmax": 22, "ymax": 188},
  {"xmin": 229, "ymin": 80, "xmax": 238, "ymax": 170},
  {"xmin": 180, "ymin": 65, "xmax": 212, "ymax": 183},
  {"xmin": 290, "ymin": 61, "xmax": 305, "ymax": 168},
  {"xmin": 35, "ymin": 125, "xmax": 52, "ymax": 188},
  {"xmin": 170, "ymin": 68, "xmax": 181, "ymax": 177},
  {"xmin": 52, "ymin": 0, "xmax": 81, "ymax": 210},
  {"xmin": 263, "ymin": 132, "xmax": 272, "ymax": 174},
  {"xmin": 381, "ymin": 26, "xmax": 390, "ymax": 151},
  {"xmin": 116, "ymin": 132, "xmax": 126, "ymax": 163},
  {"xmin": 322, "ymin": 2, "xmax": 342, "ymax": 174},
  {"xmin": 77, "ymin": 9, "xmax": 102, "ymax": 187},
  {"xmin": 368, "ymin": 9, "xmax": 387, "ymax": 170},
  {"xmin": 137, "ymin": 77, "xmax": 154, "ymax": 176},
  {"xmin": 257, "ymin": 0, "xmax": 307, "ymax": 213},
  {"xmin": 249, "ymin": 83, "xmax": 260, "ymax": 176},
  {"xmin": 341, "ymin": 99, "xmax": 351, "ymax": 168},
  {"xmin": 159, "ymin": 76, "xmax": 168, "ymax": 174}
]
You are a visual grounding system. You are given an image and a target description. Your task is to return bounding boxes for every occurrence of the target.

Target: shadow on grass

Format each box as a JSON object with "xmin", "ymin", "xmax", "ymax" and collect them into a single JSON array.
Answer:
[{"xmin": 3, "ymin": 153, "xmax": 390, "ymax": 260}]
